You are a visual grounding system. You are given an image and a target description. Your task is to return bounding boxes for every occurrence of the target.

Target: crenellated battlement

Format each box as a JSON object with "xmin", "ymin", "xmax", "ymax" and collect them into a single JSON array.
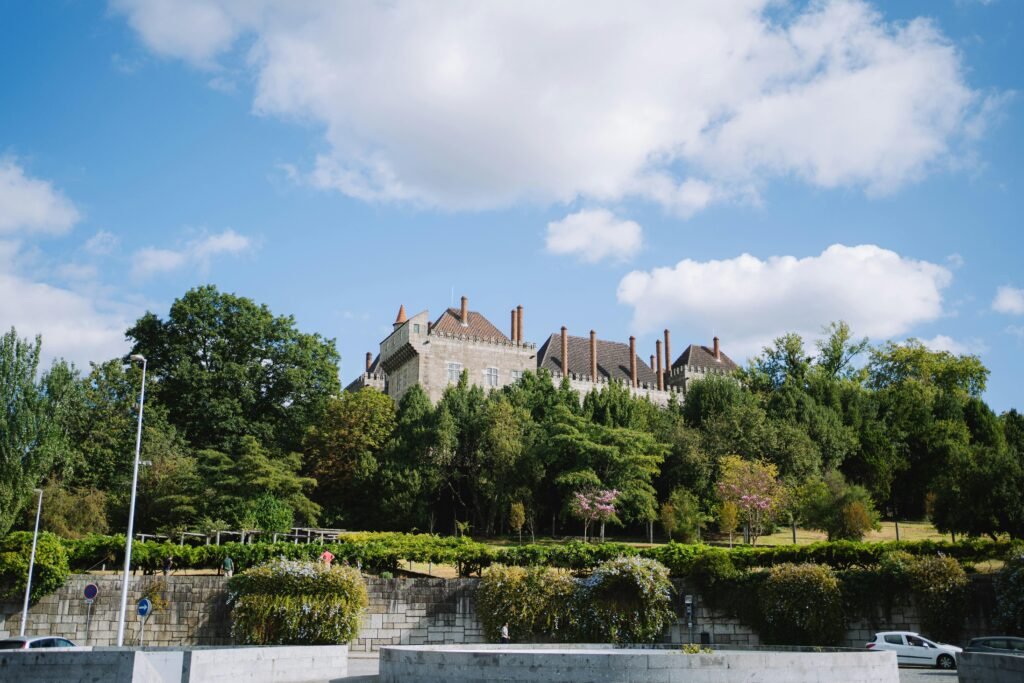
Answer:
[{"xmin": 429, "ymin": 328, "xmax": 536, "ymax": 351}]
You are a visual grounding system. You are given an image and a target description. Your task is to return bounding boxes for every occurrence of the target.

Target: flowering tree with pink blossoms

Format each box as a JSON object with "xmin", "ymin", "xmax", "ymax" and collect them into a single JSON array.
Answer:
[
  {"xmin": 716, "ymin": 456, "xmax": 782, "ymax": 545},
  {"xmin": 570, "ymin": 489, "xmax": 619, "ymax": 543}
]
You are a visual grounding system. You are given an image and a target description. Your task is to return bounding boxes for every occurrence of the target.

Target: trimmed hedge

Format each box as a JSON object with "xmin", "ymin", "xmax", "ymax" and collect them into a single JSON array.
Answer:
[
  {"xmin": 45, "ymin": 533, "xmax": 1019, "ymax": 579},
  {"xmin": 758, "ymin": 563, "xmax": 845, "ymax": 646}
]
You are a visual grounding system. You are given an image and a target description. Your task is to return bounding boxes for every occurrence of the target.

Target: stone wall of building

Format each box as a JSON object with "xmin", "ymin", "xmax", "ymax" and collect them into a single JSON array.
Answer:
[
  {"xmin": 418, "ymin": 334, "xmax": 536, "ymax": 403},
  {"xmin": 0, "ymin": 573, "xmax": 998, "ymax": 651}
]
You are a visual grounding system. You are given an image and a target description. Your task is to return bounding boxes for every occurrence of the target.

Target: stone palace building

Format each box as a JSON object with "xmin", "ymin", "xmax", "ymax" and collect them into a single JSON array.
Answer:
[{"xmin": 346, "ymin": 295, "xmax": 738, "ymax": 405}]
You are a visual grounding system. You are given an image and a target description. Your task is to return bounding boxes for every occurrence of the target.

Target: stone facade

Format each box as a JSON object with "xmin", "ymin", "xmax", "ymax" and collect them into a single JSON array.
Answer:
[
  {"xmin": 1, "ymin": 573, "xmax": 1000, "ymax": 652},
  {"xmin": 347, "ymin": 295, "xmax": 741, "ymax": 405},
  {"xmin": 371, "ymin": 304, "xmax": 537, "ymax": 404}
]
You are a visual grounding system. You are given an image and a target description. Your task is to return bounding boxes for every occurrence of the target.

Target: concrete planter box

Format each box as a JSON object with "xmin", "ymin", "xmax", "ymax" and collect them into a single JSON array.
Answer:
[
  {"xmin": 0, "ymin": 644, "xmax": 348, "ymax": 683},
  {"xmin": 379, "ymin": 643, "xmax": 899, "ymax": 683}
]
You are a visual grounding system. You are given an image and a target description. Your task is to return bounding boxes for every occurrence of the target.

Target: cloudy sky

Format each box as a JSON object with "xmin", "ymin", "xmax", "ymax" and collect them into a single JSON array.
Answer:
[{"xmin": 2, "ymin": 1, "xmax": 1022, "ymax": 409}]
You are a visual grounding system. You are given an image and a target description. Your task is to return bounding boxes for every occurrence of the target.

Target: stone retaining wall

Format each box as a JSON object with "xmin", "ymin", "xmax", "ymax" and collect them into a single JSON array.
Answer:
[{"xmin": 0, "ymin": 573, "xmax": 998, "ymax": 651}]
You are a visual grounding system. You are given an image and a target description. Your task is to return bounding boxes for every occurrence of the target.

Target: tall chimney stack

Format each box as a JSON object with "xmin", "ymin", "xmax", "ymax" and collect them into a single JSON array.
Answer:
[
  {"xmin": 664, "ymin": 329, "xmax": 672, "ymax": 385},
  {"xmin": 589, "ymin": 330, "xmax": 598, "ymax": 381},
  {"xmin": 713, "ymin": 336, "xmax": 721, "ymax": 361},
  {"xmin": 650, "ymin": 354, "xmax": 655, "ymax": 370},
  {"xmin": 656, "ymin": 339, "xmax": 664, "ymax": 391},
  {"xmin": 517, "ymin": 305, "xmax": 524, "ymax": 342},
  {"xmin": 365, "ymin": 351, "xmax": 372, "ymax": 371},
  {"xmin": 511, "ymin": 309, "xmax": 518, "ymax": 342},
  {"xmin": 460, "ymin": 296, "xmax": 469, "ymax": 325},
  {"xmin": 630, "ymin": 336, "xmax": 638, "ymax": 388},
  {"xmin": 560, "ymin": 326, "xmax": 569, "ymax": 376}
]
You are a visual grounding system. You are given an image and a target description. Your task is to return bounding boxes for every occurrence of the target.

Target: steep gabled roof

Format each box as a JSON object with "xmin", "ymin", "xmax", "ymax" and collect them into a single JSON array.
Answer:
[
  {"xmin": 431, "ymin": 308, "xmax": 510, "ymax": 342},
  {"xmin": 672, "ymin": 344, "xmax": 738, "ymax": 372},
  {"xmin": 537, "ymin": 333, "xmax": 658, "ymax": 385}
]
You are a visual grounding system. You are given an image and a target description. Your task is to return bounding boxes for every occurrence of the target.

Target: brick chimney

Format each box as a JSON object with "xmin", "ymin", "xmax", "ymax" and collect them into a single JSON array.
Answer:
[
  {"xmin": 460, "ymin": 296, "xmax": 469, "ymax": 326},
  {"xmin": 650, "ymin": 354, "xmax": 655, "ymax": 370},
  {"xmin": 365, "ymin": 352, "xmax": 372, "ymax": 371},
  {"xmin": 589, "ymin": 330, "xmax": 598, "ymax": 381},
  {"xmin": 630, "ymin": 336, "xmax": 638, "ymax": 388},
  {"xmin": 713, "ymin": 336, "xmax": 721, "ymax": 361},
  {"xmin": 511, "ymin": 309, "xmax": 518, "ymax": 342},
  {"xmin": 516, "ymin": 305, "xmax": 524, "ymax": 342},
  {"xmin": 656, "ymin": 339, "xmax": 664, "ymax": 391},
  {"xmin": 664, "ymin": 329, "xmax": 672, "ymax": 384},
  {"xmin": 560, "ymin": 326, "xmax": 569, "ymax": 376}
]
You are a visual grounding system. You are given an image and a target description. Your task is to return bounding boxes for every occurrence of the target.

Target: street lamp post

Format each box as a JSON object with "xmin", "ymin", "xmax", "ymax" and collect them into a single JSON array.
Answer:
[
  {"xmin": 116, "ymin": 354, "xmax": 147, "ymax": 647},
  {"xmin": 19, "ymin": 488, "xmax": 43, "ymax": 636}
]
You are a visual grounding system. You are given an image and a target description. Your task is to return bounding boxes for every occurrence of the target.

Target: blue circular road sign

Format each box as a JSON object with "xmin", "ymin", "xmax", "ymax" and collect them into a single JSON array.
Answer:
[
  {"xmin": 137, "ymin": 597, "xmax": 152, "ymax": 618},
  {"xmin": 83, "ymin": 583, "xmax": 99, "ymax": 601}
]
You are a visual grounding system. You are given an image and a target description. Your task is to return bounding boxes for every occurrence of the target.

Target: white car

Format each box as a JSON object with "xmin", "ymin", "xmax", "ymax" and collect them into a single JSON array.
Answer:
[{"xmin": 866, "ymin": 631, "xmax": 961, "ymax": 669}]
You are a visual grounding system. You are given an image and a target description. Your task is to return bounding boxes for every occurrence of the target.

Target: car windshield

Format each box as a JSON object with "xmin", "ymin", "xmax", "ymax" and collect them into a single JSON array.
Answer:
[{"xmin": 0, "ymin": 640, "xmax": 26, "ymax": 649}]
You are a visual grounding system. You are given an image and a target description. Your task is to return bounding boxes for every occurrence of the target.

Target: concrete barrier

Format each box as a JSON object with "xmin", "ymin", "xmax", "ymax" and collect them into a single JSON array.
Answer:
[
  {"xmin": 0, "ymin": 649, "xmax": 182, "ymax": 683},
  {"xmin": 378, "ymin": 643, "xmax": 900, "ymax": 683},
  {"xmin": 0, "ymin": 645, "xmax": 348, "ymax": 683},
  {"xmin": 958, "ymin": 652, "xmax": 1024, "ymax": 683}
]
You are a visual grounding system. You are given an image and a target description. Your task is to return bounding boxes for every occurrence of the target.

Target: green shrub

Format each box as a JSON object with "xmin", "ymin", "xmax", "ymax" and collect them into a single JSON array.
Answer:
[
  {"xmin": 476, "ymin": 565, "xmax": 576, "ymax": 642},
  {"xmin": 758, "ymin": 563, "xmax": 845, "ymax": 646},
  {"xmin": 0, "ymin": 531, "xmax": 69, "ymax": 603},
  {"xmin": 476, "ymin": 556, "xmax": 675, "ymax": 644},
  {"xmin": 229, "ymin": 558, "xmax": 368, "ymax": 645},
  {"xmin": 906, "ymin": 555, "xmax": 968, "ymax": 642},
  {"xmin": 995, "ymin": 551, "xmax": 1024, "ymax": 635},
  {"xmin": 579, "ymin": 556, "xmax": 676, "ymax": 644}
]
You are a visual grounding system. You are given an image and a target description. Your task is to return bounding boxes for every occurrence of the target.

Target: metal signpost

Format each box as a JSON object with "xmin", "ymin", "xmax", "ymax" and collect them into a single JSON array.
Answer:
[
  {"xmin": 137, "ymin": 597, "xmax": 152, "ymax": 646},
  {"xmin": 83, "ymin": 583, "xmax": 99, "ymax": 643}
]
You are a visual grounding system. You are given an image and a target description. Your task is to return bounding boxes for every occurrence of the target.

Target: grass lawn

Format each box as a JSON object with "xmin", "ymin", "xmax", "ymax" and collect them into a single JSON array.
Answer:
[{"xmin": 755, "ymin": 520, "xmax": 950, "ymax": 546}]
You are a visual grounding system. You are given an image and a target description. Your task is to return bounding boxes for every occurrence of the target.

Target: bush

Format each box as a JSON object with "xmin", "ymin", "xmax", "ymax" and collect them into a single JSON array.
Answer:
[
  {"xmin": 906, "ymin": 555, "xmax": 968, "ymax": 642},
  {"xmin": 995, "ymin": 551, "xmax": 1024, "ymax": 635},
  {"xmin": 229, "ymin": 558, "xmax": 368, "ymax": 645},
  {"xmin": 758, "ymin": 563, "xmax": 845, "ymax": 646},
  {"xmin": 476, "ymin": 556, "xmax": 675, "ymax": 644},
  {"xmin": 0, "ymin": 531, "xmax": 69, "ymax": 603},
  {"xmin": 475, "ymin": 565, "xmax": 576, "ymax": 642},
  {"xmin": 579, "ymin": 556, "xmax": 676, "ymax": 644}
]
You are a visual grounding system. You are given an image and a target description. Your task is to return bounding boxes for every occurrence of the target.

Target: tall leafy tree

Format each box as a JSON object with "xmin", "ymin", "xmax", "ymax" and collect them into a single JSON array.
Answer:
[
  {"xmin": 0, "ymin": 329, "xmax": 66, "ymax": 536},
  {"xmin": 127, "ymin": 285, "xmax": 341, "ymax": 453}
]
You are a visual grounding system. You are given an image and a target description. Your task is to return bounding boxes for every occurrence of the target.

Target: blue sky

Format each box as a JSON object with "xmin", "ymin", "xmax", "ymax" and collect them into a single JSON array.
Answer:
[{"xmin": 1, "ymin": 0, "xmax": 1022, "ymax": 410}]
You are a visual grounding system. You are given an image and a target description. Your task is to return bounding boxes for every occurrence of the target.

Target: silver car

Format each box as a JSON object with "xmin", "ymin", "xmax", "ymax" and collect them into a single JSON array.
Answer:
[{"xmin": 0, "ymin": 636, "xmax": 77, "ymax": 650}]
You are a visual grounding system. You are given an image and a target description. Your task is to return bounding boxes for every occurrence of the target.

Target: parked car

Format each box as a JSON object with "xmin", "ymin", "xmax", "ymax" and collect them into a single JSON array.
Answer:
[
  {"xmin": 964, "ymin": 636, "xmax": 1024, "ymax": 656},
  {"xmin": 0, "ymin": 636, "xmax": 77, "ymax": 650},
  {"xmin": 866, "ymin": 631, "xmax": 961, "ymax": 669}
]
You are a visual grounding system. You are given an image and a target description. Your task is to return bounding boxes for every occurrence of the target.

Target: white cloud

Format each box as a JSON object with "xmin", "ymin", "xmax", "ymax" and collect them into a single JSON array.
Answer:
[
  {"xmin": 617, "ymin": 244, "xmax": 952, "ymax": 358},
  {"xmin": 0, "ymin": 158, "xmax": 80, "ymax": 234},
  {"xmin": 545, "ymin": 209, "xmax": 642, "ymax": 263},
  {"xmin": 131, "ymin": 228, "xmax": 252, "ymax": 279},
  {"xmin": 112, "ymin": 1, "xmax": 996, "ymax": 214},
  {"xmin": 921, "ymin": 334, "xmax": 987, "ymax": 356},
  {"xmin": 0, "ymin": 243, "xmax": 134, "ymax": 368},
  {"xmin": 84, "ymin": 230, "xmax": 120, "ymax": 256},
  {"xmin": 992, "ymin": 285, "xmax": 1024, "ymax": 315}
]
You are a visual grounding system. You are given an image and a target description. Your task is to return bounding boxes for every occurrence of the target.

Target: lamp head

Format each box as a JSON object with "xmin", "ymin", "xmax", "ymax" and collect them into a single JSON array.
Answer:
[{"xmin": 130, "ymin": 354, "xmax": 146, "ymax": 363}]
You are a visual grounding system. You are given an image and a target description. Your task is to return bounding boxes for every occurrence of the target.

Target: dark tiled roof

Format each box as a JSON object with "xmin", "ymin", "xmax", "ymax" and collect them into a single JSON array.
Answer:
[
  {"xmin": 672, "ymin": 344, "xmax": 738, "ymax": 372},
  {"xmin": 367, "ymin": 355, "xmax": 383, "ymax": 374},
  {"xmin": 537, "ymin": 333, "xmax": 658, "ymax": 385},
  {"xmin": 431, "ymin": 308, "xmax": 511, "ymax": 342}
]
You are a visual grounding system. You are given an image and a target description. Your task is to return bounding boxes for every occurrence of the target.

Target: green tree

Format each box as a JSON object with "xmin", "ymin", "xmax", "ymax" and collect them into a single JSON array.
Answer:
[
  {"xmin": 659, "ymin": 487, "xmax": 704, "ymax": 542},
  {"xmin": 509, "ymin": 501, "xmax": 526, "ymax": 543},
  {"xmin": 0, "ymin": 329, "xmax": 65, "ymax": 536},
  {"xmin": 126, "ymin": 285, "xmax": 341, "ymax": 453},
  {"xmin": 717, "ymin": 455, "xmax": 783, "ymax": 545},
  {"xmin": 797, "ymin": 470, "xmax": 881, "ymax": 541},
  {"xmin": 304, "ymin": 389, "xmax": 396, "ymax": 525}
]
